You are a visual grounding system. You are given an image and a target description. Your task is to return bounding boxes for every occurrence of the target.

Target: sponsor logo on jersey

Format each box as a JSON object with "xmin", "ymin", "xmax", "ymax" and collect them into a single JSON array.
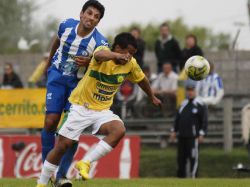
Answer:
[
  {"xmin": 47, "ymin": 93, "xmax": 52, "ymax": 100},
  {"xmin": 93, "ymin": 93, "xmax": 112, "ymax": 101},
  {"xmin": 96, "ymin": 82, "xmax": 118, "ymax": 92},
  {"xmin": 117, "ymin": 76, "xmax": 124, "ymax": 83}
]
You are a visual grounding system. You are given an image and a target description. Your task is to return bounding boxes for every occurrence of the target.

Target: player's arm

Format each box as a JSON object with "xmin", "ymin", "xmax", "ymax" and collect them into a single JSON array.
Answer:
[
  {"xmin": 74, "ymin": 56, "xmax": 91, "ymax": 67},
  {"xmin": 94, "ymin": 49, "xmax": 131, "ymax": 64},
  {"xmin": 199, "ymin": 104, "xmax": 208, "ymax": 135},
  {"xmin": 44, "ymin": 37, "xmax": 60, "ymax": 73},
  {"xmin": 198, "ymin": 104, "xmax": 208, "ymax": 143},
  {"xmin": 137, "ymin": 77, "xmax": 161, "ymax": 106}
]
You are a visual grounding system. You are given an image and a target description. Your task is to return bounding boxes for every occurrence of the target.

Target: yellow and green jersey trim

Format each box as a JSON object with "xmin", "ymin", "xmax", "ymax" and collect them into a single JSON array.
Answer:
[{"xmin": 89, "ymin": 70, "xmax": 130, "ymax": 84}]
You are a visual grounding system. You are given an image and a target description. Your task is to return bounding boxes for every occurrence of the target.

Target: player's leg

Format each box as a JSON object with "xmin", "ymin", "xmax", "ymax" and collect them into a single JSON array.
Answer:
[
  {"xmin": 41, "ymin": 113, "xmax": 61, "ymax": 162},
  {"xmin": 56, "ymin": 142, "xmax": 78, "ymax": 179},
  {"xmin": 189, "ymin": 138, "xmax": 199, "ymax": 178},
  {"xmin": 37, "ymin": 135, "xmax": 75, "ymax": 186},
  {"xmin": 76, "ymin": 111, "xmax": 125, "ymax": 180},
  {"xmin": 38, "ymin": 105, "xmax": 89, "ymax": 187},
  {"xmin": 42, "ymin": 68, "xmax": 65, "ymax": 162},
  {"xmin": 84, "ymin": 120, "xmax": 125, "ymax": 161},
  {"xmin": 177, "ymin": 138, "xmax": 187, "ymax": 178},
  {"xmin": 56, "ymin": 79, "xmax": 79, "ymax": 183}
]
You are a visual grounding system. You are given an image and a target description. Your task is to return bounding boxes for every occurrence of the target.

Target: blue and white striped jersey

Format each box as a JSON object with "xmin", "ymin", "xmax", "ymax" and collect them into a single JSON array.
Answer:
[
  {"xmin": 51, "ymin": 18, "xmax": 108, "ymax": 76},
  {"xmin": 196, "ymin": 73, "xmax": 223, "ymax": 97}
]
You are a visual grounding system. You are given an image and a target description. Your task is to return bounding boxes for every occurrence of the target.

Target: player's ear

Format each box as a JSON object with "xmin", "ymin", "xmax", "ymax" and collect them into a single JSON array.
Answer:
[
  {"xmin": 80, "ymin": 11, "xmax": 84, "ymax": 20},
  {"xmin": 113, "ymin": 45, "xmax": 120, "ymax": 52}
]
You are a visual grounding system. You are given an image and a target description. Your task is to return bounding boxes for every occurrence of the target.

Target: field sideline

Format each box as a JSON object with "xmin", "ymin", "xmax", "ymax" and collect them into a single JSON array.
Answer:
[{"xmin": 1, "ymin": 178, "xmax": 250, "ymax": 187}]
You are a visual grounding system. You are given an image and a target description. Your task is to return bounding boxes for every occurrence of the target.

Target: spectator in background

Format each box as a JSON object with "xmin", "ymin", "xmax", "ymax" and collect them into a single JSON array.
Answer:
[
  {"xmin": 134, "ymin": 65, "xmax": 157, "ymax": 118},
  {"xmin": 152, "ymin": 63, "xmax": 178, "ymax": 116},
  {"xmin": 196, "ymin": 61, "xmax": 224, "ymax": 106},
  {"xmin": 155, "ymin": 23, "xmax": 182, "ymax": 73},
  {"xmin": 130, "ymin": 27, "xmax": 146, "ymax": 68},
  {"xmin": 136, "ymin": 65, "xmax": 157, "ymax": 102},
  {"xmin": 180, "ymin": 34, "xmax": 203, "ymax": 71},
  {"xmin": 152, "ymin": 63, "xmax": 178, "ymax": 96},
  {"xmin": 112, "ymin": 80, "xmax": 139, "ymax": 119},
  {"xmin": 28, "ymin": 52, "xmax": 49, "ymax": 88},
  {"xmin": 170, "ymin": 79, "xmax": 208, "ymax": 178},
  {"xmin": 1, "ymin": 63, "xmax": 23, "ymax": 89}
]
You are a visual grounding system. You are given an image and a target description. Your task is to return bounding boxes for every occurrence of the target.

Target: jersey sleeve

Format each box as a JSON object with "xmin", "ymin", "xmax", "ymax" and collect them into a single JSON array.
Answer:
[
  {"xmin": 93, "ymin": 45, "xmax": 110, "ymax": 56},
  {"xmin": 92, "ymin": 45, "xmax": 110, "ymax": 63},
  {"xmin": 57, "ymin": 19, "xmax": 67, "ymax": 39},
  {"xmin": 127, "ymin": 59, "xmax": 145, "ymax": 83},
  {"xmin": 98, "ymin": 37, "xmax": 109, "ymax": 47},
  {"xmin": 57, "ymin": 18, "xmax": 77, "ymax": 39},
  {"xmin": 95, "ymin": 32, "xmax": 109, "ymax": 48}
]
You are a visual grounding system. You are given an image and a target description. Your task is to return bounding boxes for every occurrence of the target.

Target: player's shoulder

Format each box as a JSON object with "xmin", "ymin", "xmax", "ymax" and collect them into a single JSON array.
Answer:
[
  {"xmin": 60, "ymin": 18, "xmax": 79, "ymax": 28},
  {"xmin": 179, "ymin": 99, "xmax": 189, "ymax": 113},
  {"xmin": 180, "ymin": 99, "xmax": 189, "ymax": 106},
  {"xmin": 94, "ymin": 45, "xmax": 110, "ymax": 53},
  {"xmin": 212, "ymin": 72, "xmax": 221, "ymax": 79},
  {"xmin": 130, "ymin": 57, "xmax": 142, "ymax": 69},
  {"xmin": 130, "ymin": 57, "xmax": 137, "ymax": 65},
  {"xmin": 193, "ymin": 97, "xmax": 205, "ymax": 107},
  {"xmin": 169, "ymin": 71, "xmax": 178, "ymax": 79},
  {"xmin": 93, "ymin": 29, "xmax": 109, "ymax": 47}
]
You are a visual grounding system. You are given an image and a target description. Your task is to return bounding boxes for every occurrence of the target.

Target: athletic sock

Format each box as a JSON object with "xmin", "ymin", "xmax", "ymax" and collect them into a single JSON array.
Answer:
[
  {"xmin": 56, "ymin": 142, "xmax": 78, "ymax": 180},
  {"xmin": 41, "ymin": 129, "xmax": 55, "ymax": 162},
  {"xmin": 83, "ymin": 140, "xmax": 113, "ymax": 163},
  {"xmin": 38, "ymin": 160, "xmax": 58, "ymax": 185}
]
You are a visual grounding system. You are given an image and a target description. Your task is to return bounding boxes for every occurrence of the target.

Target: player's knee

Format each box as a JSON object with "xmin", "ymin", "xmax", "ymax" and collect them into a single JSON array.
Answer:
[
  {"xmin": 112, "ymin": 123, "xmax": 126, "ymax": 140},
  {"xmin": 55, "ymin": 145, "xmax": 67, "ymax": 156},
  {"xmin": 55, "ymin": 141, "xmax": 71, "ymax": 155}
]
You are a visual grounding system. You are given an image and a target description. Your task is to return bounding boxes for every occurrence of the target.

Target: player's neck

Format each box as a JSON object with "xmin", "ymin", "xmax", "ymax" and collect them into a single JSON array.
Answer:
[{"xmin": 77, "ymin": 24, "xmax": 95, "ymax": 38}]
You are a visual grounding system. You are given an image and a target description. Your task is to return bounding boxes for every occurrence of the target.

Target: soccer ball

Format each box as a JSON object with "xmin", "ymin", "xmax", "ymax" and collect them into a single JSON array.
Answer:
[{"xmin": 184, "ymin": 55, "xmax": 210, "ymax": 81}]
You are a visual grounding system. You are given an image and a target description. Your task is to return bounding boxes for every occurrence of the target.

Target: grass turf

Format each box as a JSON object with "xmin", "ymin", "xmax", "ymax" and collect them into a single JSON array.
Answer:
[
  {"xmin": 1, "ymin": 178, "xmax": 250, "ymax": 187},
  {"xmin": 140, "ymin": 147, "xmax": 250, "ymax": 177},
  {"xmin": 1, "ymin": 147, "xmax": 249, "ymax": 186}
]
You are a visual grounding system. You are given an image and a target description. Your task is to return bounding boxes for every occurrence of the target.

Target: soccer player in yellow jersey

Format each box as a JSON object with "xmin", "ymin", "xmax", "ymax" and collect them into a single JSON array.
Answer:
[{"xmin": 36, "ymin": 33, "xmax": 161, "ymax": 186}]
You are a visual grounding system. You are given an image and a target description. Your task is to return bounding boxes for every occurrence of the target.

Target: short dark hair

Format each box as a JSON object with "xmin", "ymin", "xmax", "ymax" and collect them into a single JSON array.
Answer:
[
  {"xmin": 186, "ymin": 34, "xmax": 197, "ymax": 45},
  {"xmin": 112, "ymin": 32, "xmax": 137, "ymax": 50},
  {"xmin": 160, "ymin": 22, "xmax": 169, "ymax": 29},
  {"xmin": 130, "ymin": 26, "xmax": 141, "ymax": 34},
  {"xmin": 4, "ymin": 62, "xmax": 13, "ymax": 69},
  {"xmin": 82, "ymin": 0, "xmax": 105, "ymax": 20}
]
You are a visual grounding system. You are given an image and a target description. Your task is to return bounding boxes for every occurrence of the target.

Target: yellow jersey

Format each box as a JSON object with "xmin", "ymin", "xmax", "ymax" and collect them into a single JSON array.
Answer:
[{"xmin": 69, "ymin": 46, "xmax": 145, "ymax": 111}]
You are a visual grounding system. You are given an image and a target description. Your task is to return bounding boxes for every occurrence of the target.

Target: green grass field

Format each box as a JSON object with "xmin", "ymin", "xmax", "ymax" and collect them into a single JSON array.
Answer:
[
  {"xmin": 140, "ymin": 147, "xmax": 250, "ymax": 177},
  {"xmin": 1, "ymin": 148, "xmax": 249, "ymax": 187},
  {"xmin": 1, "ymin": 178, "xmax": 250, "ymax": 187}
]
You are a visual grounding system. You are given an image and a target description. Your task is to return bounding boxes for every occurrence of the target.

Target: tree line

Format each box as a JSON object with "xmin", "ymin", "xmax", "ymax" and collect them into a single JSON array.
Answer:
[{"xmin": 0, "ymin": 0, "xmax": 231, "ymax": 54}]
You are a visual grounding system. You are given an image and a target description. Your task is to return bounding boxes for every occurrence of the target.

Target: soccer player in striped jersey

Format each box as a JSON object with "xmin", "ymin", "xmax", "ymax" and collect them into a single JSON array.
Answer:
[
  {"xmin": 36, "ymin": 33, "xmax": 161, "ymax": 187},
  {"xmin": 195, "ymin": 61, "xmax": 224, "ymax": 106},
  {"xmin": 41, "ymin": 1, "xmax": 107, "ymax": 187}
]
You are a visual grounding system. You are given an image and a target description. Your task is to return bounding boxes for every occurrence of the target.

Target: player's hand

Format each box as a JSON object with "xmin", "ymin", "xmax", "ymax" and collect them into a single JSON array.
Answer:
[
  {"xmin": 150, "ymin": 95, "xmax": 162, "ymax": 106},
  {"xmin": 75, "ymin": 56, "xmax": 91, "ymax": 67},
  {"xmin": 169, "ymin": 132, "xmax": 177, "ymax": 142},
  {"xmin": 115, "ymin": 53, "xmax": 132, "ymax": 65},
  {"xmin": 198, "ymin": 136, "xmax": 204, "ymax": 143}
]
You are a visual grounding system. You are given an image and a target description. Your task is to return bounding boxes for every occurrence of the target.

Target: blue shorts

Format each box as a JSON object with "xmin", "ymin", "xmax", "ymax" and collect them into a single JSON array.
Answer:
[{"xmin": 45, "ymin": 66, "xmax": 78, "ymax": 114}]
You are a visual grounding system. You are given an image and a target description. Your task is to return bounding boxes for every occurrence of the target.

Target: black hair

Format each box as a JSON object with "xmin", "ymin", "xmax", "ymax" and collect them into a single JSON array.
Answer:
[
  {"xmin": 112, "ymin": 32, "xmax": 137, "ymax": 50},
  {"xmin": 186, "ymin": 34, "xmax": 197, "ymax": 45},
  {"xmin": 130, "ymin": 26, "xmax": 141, "ymax": 34},
  {"xmin": 82, "ymin": 0, "xmax": 105, "ymax": 19},
  {"xmin": 5, "ymin": 62, "xmax": 13, "ymax": 69},
  {"xmin": 160, "ymin": 22, "xmax": 169, "ymax": 29}
]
